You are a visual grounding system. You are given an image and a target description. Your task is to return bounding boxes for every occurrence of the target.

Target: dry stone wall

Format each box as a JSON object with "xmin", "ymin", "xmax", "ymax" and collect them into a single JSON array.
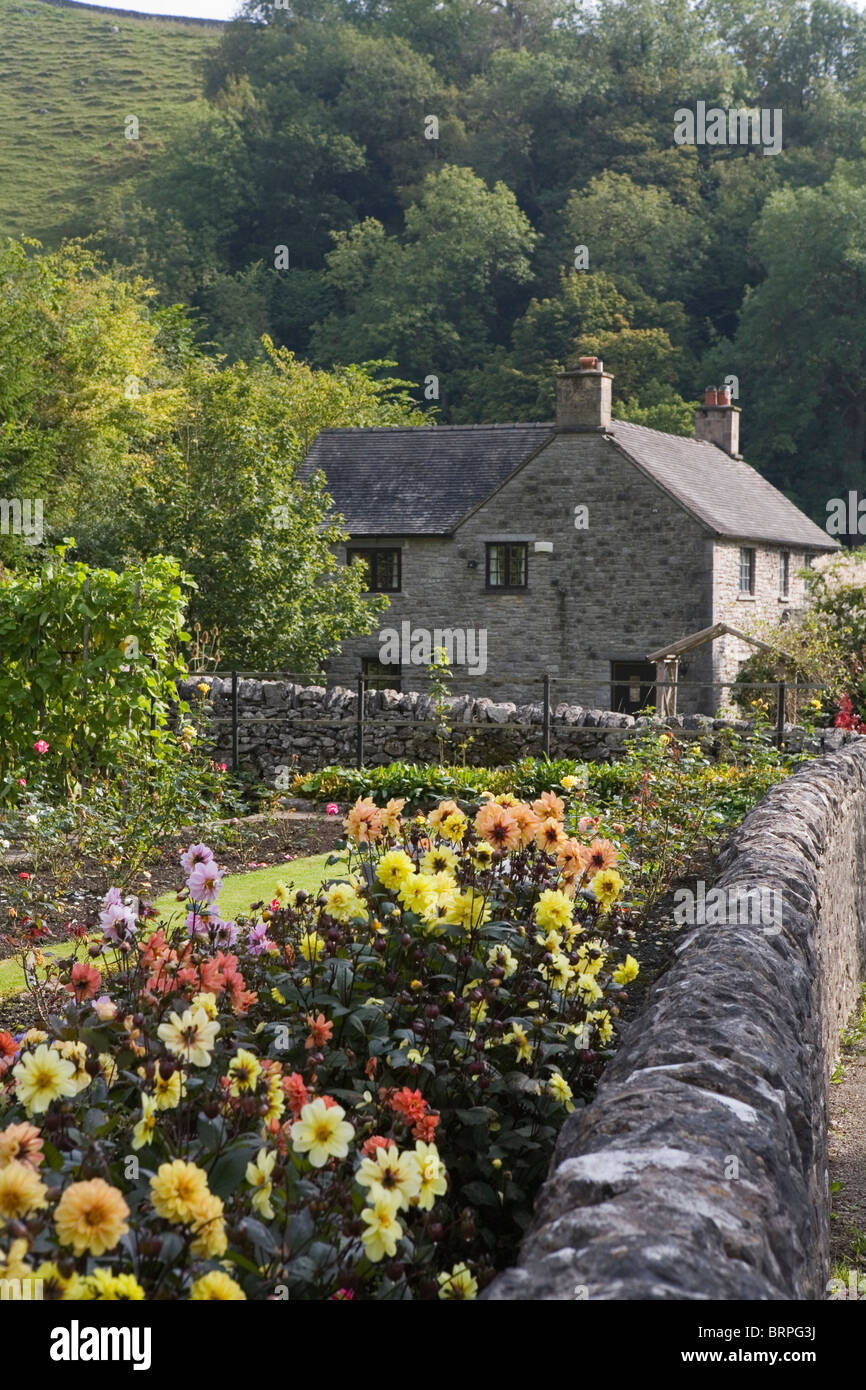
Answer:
[
  {"xmin": 485, "ymin": 741, "xmax": 866, "ymax": 1301},
  {"xmin": 181, "ymin": 676, "xmax": 855, "ymax": 780}
]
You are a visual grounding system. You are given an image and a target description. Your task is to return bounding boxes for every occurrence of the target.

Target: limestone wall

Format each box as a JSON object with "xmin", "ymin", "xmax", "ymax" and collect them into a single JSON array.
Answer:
[
  {"xmin": 181, "ymin": 676, "xmax": 854, "ymax": 780},
  {"xmin": 486, "ymin": 742, "xmax": 866, "ymax": 1301}
]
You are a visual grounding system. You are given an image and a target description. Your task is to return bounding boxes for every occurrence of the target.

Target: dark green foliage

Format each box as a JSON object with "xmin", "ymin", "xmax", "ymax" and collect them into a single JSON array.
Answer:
[{"xmin": 7, "ymin": 0, "xmax": 866, "ymax": 519}]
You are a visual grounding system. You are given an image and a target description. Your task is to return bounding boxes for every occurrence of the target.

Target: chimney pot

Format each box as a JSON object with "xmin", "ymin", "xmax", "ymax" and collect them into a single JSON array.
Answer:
[{"xmin": 695, "ymin": 393, "xmax": 741, "ymax": 456}]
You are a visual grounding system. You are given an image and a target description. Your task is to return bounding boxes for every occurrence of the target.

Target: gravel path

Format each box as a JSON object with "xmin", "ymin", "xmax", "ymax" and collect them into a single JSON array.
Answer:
[{"xmin": 828, "ymin": 989, "xmax": 866, "ymax": 1289}]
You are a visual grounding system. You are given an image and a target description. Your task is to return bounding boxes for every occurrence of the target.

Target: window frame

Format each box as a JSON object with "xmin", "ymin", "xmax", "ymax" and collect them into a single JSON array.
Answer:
[
  {"xmin": 347, "ymin": 546, "xmax": 402, "ymax": 594},
  {"xmin": 779, "ymin": 550, "xmax": 790, "ymax": 598},
  {"xmin": 485, "ymin": 541, "xmax": 529, "ymax": 591},
  {"xmin": 738, "ymin": 547, "xmax": 756, "ymax": 596},
  {"xmin": 362, "ymin": 656, "xmax": 402, "ymax": 693}
]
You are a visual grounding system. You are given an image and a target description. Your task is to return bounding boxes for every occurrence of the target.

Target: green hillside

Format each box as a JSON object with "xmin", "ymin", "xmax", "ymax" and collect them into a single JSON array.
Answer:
[{"xmin": 0, "ymin": 0, "xmax": 219, "ymax": 245}]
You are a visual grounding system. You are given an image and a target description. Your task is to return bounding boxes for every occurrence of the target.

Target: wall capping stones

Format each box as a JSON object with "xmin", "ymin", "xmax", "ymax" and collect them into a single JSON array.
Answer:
[
  {"xmin": 178, "ymin": 677, "xmax": 856, "ymax": 777},
  {"xmin": 485, "ymin": 741, "xmax": 866, "ymax": 1301}
]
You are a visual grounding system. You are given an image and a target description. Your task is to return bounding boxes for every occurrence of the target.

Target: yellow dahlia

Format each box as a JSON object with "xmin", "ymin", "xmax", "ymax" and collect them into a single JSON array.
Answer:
[
  {"xmin": 412, "ymin": 1141, "xmax": 447, "ymax": 1211},
  {"xmin": 245, "ymin": 1147, "xmax": 276, "ymax": 1220},
  {"xmin": 323, "ymin": 881, "xmax": 367, "ymax": 923},
  {"xmin": 535, "ymin": 888, "xmax": 574, "ymax": 934},
  {"xmin": 360, "ymin": 1190, "xmax": 403, "ymax": 1263},
  {"xmin": 189, "ymin": 1270, "xmax": 247, "ymax": 1300},
  {"xmin": 420, "ymin": 845, "xmax": 458, "ymax": 876},
  {"xmin": 376, "ymin": 849, "xmax": 415, "ymax": 891},
  {"xmin": 54, "ymin": 1179, "xmax": 130, "ymax": 1257},
  {"xmin": 290, "ymin": 1097, "xmax": 354, "ymax": 1168},
  {"xmin": 227, "ymin": 1048, "xmax": 262, "ymax": 1096},
  {"xmin": 153, "ymin": 1068, "xmax": 184, "ymax": 1110},
  {"xmin": 356, "ymin": 1143, "xmax": 420, "ymax": 1210},
  {"xmin": 149, "ymin": 1159, "xmax": 210, "ymax": 1223},
  {"xmin": 12, "ymin": 1044, "xmax": 78, "ymax": 1114},
  {"xmin": 589, "ymin": 868, "xmax": 624, "ymax": 910},
  {"xmin": 188, "ymin": 1192, "xmax": 227, "ymax": 1258},
  {"xmin": 437, "ymin": 1262, "xmax": 478, "ymax": 1299},
  {"xmin": 398, "ymin": 874, "xmax": 437, "ymax": 917},
  {"xmin": 86, "ymin": 1268, "xmax": 146, "ymax": 1300},
  {"xmin": 132, "ymin": 1093, "xmax": 157, "ymax": 1151},
  {"xmin": 0, "ymin": 1238, "xmax": 32, "ymax": 1281},
  {"xmin": 53, "ymin": 1040, "xmax": 91, "ymax": 1095},
  {"xmin": 612, "ymin": 953, "xmax": 639, "ymax": 985},
  {"xmin": 0, "ymin": 1159, "xmax": 48, "ymax": 1219},
  {"xmin": 439, "ymin": 810, "xmax": 468, "ymax": 843},
  {"xmin": 157, "ymin": 1006, "xmax": 219, "ymax": 1066}
]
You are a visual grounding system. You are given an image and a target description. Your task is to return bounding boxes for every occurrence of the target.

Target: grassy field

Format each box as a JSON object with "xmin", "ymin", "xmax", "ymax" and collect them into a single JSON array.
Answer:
[
  {"xmin": 0, "ymin": 850, "xmax": 348, "ymax": 1000},
  {"xmin": 0, "ymin": 0, "xmax": 219, "ymax": 245}
]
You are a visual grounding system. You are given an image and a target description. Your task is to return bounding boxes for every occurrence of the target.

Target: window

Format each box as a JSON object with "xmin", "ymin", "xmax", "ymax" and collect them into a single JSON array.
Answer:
[
  {"xmin": 486, "ymin": 542, "xmax": 528, "ymax": 589},
  {"xmin": 362, "ymin": 657, "xmax": 401, "ymax": 692},
  {"xmin": 610, "ymin": 662, "xmax": 657, "ymax": 716},
  {"xmin": 779, "ymin": 550, "xmax": 790, "ymax": 597},
  {"xmin": 347, "ymin": 547, "xmax": 401, "ymax": 593},
  {"xmin": 803, "ymin": 552, "xmax": 813, "ymax": 570},
  {"xmin": 739, "ymin": 547, "xmax": 755, "ymax": 595}
]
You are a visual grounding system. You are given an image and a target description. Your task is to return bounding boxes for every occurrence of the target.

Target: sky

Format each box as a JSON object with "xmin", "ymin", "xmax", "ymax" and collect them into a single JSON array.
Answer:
[{"xmin": 69, "ymin": 0, "xmax": 241, "ymax": 17}]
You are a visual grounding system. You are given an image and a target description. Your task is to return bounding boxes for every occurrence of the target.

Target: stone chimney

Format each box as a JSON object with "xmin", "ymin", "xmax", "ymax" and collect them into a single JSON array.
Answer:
[
  {"xmin": 694, "ymin": 385, "xmax": 740, "ymax": 456},
  {"xmin": 555, "ymin": 357, "xmax": 612, "ymax": 431}
]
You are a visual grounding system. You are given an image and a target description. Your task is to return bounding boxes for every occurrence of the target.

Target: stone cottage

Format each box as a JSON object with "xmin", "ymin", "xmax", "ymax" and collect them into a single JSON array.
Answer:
[{"xmin": 301, "ymin": 363, "xmax": 837, "ymax": 712}]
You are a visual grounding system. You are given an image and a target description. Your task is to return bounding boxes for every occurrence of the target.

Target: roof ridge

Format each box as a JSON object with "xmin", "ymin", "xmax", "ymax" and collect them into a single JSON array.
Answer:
[
  {"xmin": 610, "ymin": 417, "xmax": 713, "ymax": 448},
  {"xmin": 314, "ymin": 422, "xmax": 555, "ymax": 435}
]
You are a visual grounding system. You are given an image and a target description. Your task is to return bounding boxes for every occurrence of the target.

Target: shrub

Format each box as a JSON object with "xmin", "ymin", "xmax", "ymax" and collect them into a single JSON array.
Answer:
[
  {"xmin": 0, "ymin": 686, "xmax": 245, "ymax": 897},
  {"xmin": 0, "ymin": 788, "xmax": 636, "ymax": 1297},
  {"xmin": 0, "ymin": 546, "xmax": 191, "ymax": 794},
  {"xmin": 291, "ymin": 757, "xmax": 593, "ymax": 807}
]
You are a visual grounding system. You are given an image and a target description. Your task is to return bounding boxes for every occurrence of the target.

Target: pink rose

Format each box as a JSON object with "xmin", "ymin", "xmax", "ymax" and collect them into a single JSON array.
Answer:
[
  {"xmin": 326, "ymin": 803, "xmax": 339, "ymax": 816},
  {"xmin": 33, "ymin": 740, "xmax": 49, "ymax": 755}
]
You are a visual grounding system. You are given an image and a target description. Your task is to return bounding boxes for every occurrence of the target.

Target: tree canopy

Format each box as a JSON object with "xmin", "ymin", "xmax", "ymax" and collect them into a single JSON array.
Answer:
[{"xmin": 0, "ymin": 239, "xmax": 426, "ymax": 667}]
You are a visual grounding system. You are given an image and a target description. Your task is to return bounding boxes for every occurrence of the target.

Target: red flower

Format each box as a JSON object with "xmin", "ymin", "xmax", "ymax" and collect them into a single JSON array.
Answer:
[
  {"xmin": 231, "ymin": 986, "xmax": 257, "ymax": 1016},
  {"xmin": 33, "ymin": 740, "xmax": 49, "ymax": 755},
  {"xmin": 0, "ymin": 1031, "xmax": 18, "ymax": 1060},
  {"xmin": 66, "ymin": 961, "xmax": 101, "ymax": 1001},
  {"xmin": 361, "ymin": 1135, "xmax": 391, "ymax": 1158},
  {"xmin": 18, "ymin": 872, "xmax": 29, "ymax": 881},
  {"xmin": 283, "ymin": 1073, "xmax": 309, "ymax": 1118},
  {"xmin": 412, "ymin": 1112, "xmax": 440, "ymax": 1143},
  {"xmin": 835, "ymin": 694, "xmax": 866, "ymax": 732},
  {"xmin": 304, "ymin": 1012, "xmax": 333, "ymax": 1050},
  {"xmin": 389, "ymin": 1086, "xmax": 428, "ymax": 1124}
]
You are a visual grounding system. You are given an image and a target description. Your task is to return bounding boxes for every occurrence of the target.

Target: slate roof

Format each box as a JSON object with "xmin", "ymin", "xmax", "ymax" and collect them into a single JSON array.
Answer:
[
  {"xmin": 301, "ymin": 418, "xmax": 837, "ymax": 549},
  {"xmin": 609, "ymin": 419, "xmax": 836, "ymax": 550},
  {"xmin": 300, "ymin": 423, "xmax": 554, "ymax": 535}
]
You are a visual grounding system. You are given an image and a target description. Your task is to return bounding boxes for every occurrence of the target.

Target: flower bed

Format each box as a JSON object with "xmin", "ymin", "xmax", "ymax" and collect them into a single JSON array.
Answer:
[{"xmin": 0, "ymin": 788, "xmax": 637, "ymax": 1300}]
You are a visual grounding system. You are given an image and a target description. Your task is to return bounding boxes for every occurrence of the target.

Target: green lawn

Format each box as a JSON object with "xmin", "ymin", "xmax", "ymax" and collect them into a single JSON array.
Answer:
[
  {"xmin": 0, "ymin": 850, "xmax": 347, "ymax": 1001},
  {"xmin": 0, "ymin": 0, "xmax": 218, "ymax": 245}
]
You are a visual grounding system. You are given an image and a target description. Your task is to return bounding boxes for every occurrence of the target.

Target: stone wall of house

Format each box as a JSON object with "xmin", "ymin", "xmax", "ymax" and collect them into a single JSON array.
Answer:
[
  {"xmin": 712, "ymin": 540, "xmax": 813, "ymax": 701},
  {"xmin": 182, "ymin": 675, "xmax": 854, "ymax": 780},
  {"xmin": 486, "ymin": 740, "xmax": 866, "ymax": 1301},
  {"xmin": 327, "ymin": 430, "xmax": 717, "ymax": 711}
]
